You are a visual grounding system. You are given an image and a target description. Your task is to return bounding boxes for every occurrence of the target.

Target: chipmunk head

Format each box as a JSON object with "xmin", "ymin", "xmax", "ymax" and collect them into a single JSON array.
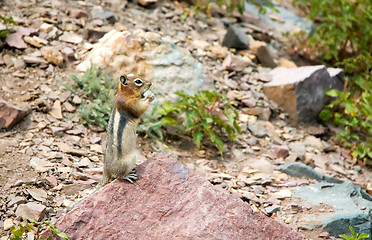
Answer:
[
  {"xmin": 115, "ymin": 73, "xmax": 154, "ymax": 118},
  {"xmin": 117, "ymin": 73, "xmax": 152, "ymax": 100}
]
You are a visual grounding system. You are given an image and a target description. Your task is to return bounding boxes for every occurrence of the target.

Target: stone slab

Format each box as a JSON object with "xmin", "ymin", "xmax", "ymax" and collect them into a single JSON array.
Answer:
[{"xmin": 51, "ymin": 154, "xmax": 304, "ymax": 240}]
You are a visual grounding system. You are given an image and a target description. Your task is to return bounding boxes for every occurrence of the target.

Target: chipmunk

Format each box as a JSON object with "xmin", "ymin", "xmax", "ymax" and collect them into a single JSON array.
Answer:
[{"xmin": 98, "ymin": 73, "xmax": 154, "ymax": 188}]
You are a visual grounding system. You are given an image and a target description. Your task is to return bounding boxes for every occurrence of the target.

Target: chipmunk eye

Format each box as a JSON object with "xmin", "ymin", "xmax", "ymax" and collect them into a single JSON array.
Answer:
[{"xmin": 134, "ymin": 78, "xmax": 143, "ymax": 86}]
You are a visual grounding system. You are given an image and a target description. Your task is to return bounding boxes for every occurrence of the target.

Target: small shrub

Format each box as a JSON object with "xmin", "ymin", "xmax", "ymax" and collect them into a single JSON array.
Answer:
[
  {"xmin": 319, "ymin": 53, "xmax": 372, "ymax": 165},
  {"xmin": 196, "ymin": 0, "xmax": 275, "ymax": 14},
  {"xmin": 289, "ymin": 0, "xmax": 372, "ymax": 164},
  {"xmin": 139, "ymin": 102, "xmax": 177, "ymax": 141},
  {"xmin": 140, "ymin": 90, "xmax": 241, "ymax": 156},
  {"xmin": 187, "ymin": 0, "xmax": 277, "ymax": 18},
  {"xmin": 292, "ymin": 0, "xmax": 372, "ymax": 63},
  {"xmin": 8, "ymin": 220, "xmax": 71, "ymax": 240},
  {"xmin": 339, "ymin": 226, "xmax": 369, "ymax": 240},
  {"xmin": 63, "ymin": 65, "xmax": 116, "ymax": 128}
]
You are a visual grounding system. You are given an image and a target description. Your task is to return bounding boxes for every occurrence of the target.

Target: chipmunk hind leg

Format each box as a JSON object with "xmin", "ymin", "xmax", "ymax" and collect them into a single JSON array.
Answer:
[{"xmin": 121, "ymin": 169, "xmax": 138, "ymax": 183}]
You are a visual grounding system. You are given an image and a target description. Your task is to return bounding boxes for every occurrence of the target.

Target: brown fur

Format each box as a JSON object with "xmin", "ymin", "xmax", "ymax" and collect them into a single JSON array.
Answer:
[
  {"xmin": 98, "ymin": 74, "xmax": 154, "ymax": 188},
  {"xmin": 115, "ymin": 74, "xmax": 153, "ymax": 118}
]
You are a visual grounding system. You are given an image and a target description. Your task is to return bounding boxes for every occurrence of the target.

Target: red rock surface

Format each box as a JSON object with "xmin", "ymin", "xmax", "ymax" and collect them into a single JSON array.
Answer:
[
  {"xmin": 0, "ymin": 100, "xmax": 30, "ymax": 129},
  {"xmin": 54, "ymin": 154, "xmax": 304, "ymax": 240}
]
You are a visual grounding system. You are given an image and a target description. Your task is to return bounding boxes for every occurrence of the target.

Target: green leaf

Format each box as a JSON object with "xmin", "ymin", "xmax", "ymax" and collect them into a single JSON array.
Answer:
[
  {"xmin": 11, "ymin": 237, "xmax": 22, "ymax": 240},
  {"xmin": 225, "ymin": 111, "xmax": 234, "ymax": 125},
  {"xmin": 180, "ymin": 13, "xmax": 188, "ymax": 20},
  {"xmin": 207, "ymin": 130, "xmax": 224, "ymax": 155},
  {"xmin": 359, "ymin": 233, "xmax": 370, "ymax": 239},
  {"xmin": 56, "ymin": 232, "xmax": 72, "ymax": 240},
  {"xmin": 319, "ymin": 109, "xmax": 332, "ymax": 121},
  {"xmin": 233, "ymin": 120, "xmax": 241, "ymax": 134},
  {"xmin": 349, "ymin": 226, "xmax": 355, "ymax": 236},
  {"xmin": 354, "ymin": 76, "xmax": 367, "ymax": 89},
  {"xmin": 160, "ymin": 102, "xmax": 177, "ymax": 114},
  {"xmin": 350, "ymin": 133, "xmax": 360, "ymax": 140},
  {"xmin": 214, "ymin": 136, "xmax": 224, "ymax": 156},
  {"xmin": 1, "ymin": 15, "xmax": 16, "ymax": 25},
  {"xmin": 326, "ymin": 89, "xmax": 341, "ymax": 97},
  {"xmin": 205, "ymin": 117, "xmax": 213, "ymax": 124},
  {"xmin": 185, "ymin": 110, "xmax": 198, "ymax": 128},
  {"xmin": 211, "ymin": 115, "xmax": 225, "ymax": 126},
  {"xmin": 339, "ymin": 234, "xmax": 348, "ymax": 240},
  {"xmin": 353, "ymin": 145, "xmax": 368, "ymax": 158},
  {"xmin": 344, "ymin": 100, "xmax": 355, "ymax": 115},
  {"xmin": 152, "ymin": 127, "xmax": 164, "ymax": 139},
  {"xmin": 193, "ymin": 130, "xmax": 203, "ymax": 148},
  {"xmin": 161, "ymin": 117, "xmax": 178, "ymax": 125},
  {"xmin": 0, "ymin": 29, "xmax": 10, "ymax": 39},
  {"xmin": 12, "ymin": 224, "xmax": 24, "ymax": 237},
  {"xmin": 225, "ymin": 125, "xmax": 235, "ymax": 140},
  {"xmin": 25, "ymin": 223, "xmax": 34, "ymax": 232}
]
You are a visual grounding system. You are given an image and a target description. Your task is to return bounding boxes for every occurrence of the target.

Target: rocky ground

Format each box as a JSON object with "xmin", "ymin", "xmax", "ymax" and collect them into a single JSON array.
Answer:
[{"xmin": 0, "ymin": 0, "xmax": 371, "ymax": 239}]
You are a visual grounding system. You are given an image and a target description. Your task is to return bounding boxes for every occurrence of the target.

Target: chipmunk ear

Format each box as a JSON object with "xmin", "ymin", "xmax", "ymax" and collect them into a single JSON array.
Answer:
[{"xmin": 120, "ymin": 75, "xmax": 128, "ymax": 86}]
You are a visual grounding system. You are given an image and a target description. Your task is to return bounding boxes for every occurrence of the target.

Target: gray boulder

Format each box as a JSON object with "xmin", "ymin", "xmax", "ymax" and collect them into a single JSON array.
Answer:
[
  {"xmin": 277, "ymin": 162, "xmax": 344, "ymax": 184},
  {"xmin": 256, "ymin": 44, "xmax": 277, "ymax": 68},
  {"xmin": 263, "ymin": 65, "xmax": 344, "ymax": 122},
  {"xmin": 278, "ymin": 162, "xmax": 372, "ymax": 238},
  {"xmin": 293, "ymin": 182, "xmax": 372, "ymax": 238},
  {"xmin": 77, "ymin": 30, "xmax": 203, "ymax": 104},
  {"xmin": 222, "ymin": 24, "xmax": 250, "ymax": 50}
]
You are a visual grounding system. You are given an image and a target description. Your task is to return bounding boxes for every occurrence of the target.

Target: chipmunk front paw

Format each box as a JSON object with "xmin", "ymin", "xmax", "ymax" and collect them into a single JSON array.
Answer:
[
  {"xmin": 142, "ymin": 90, "xmax": 155, "ymax": 101},
  {"xmin": 147, "ymin": 91, "xmax": 155, "ymax": 101}
]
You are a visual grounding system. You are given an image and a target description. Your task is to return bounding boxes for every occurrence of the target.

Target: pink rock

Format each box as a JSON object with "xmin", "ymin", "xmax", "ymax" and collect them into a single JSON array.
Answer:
[
  {"xmin": 5, "ymin": 32, "xmax": 27, "ymax": 49},
  {"xmin": 274, "ymin": 145, "xmax": 290, "ymax": 159},
  {"xmin": 15, "ymin": 202, "xmax": 46, "ymax": 221},
  {"xmin": 50, "ymin": 154, "xmax": 304, "ymax": 240},
  {"xmin": 15, "ymin": 26, "xmax": 38, "ymax": 36},
  {"xmin": 0, "ymin": 100, "xmax": 30, "ymax": 129},
  {"xmin": 242, "ymin": 97, "xmax": 256, "ymax": 108},
  {"xmin": 69, "ymin": 9, "xmax": 89, "ymax": 19},
  {"xmin": 45, "ymin": 176, "xmax": 58, "ymax": 187}
]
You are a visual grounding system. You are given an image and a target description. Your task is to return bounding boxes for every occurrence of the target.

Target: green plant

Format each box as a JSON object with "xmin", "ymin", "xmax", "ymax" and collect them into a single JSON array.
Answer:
[
  {"xmin": 8, "ymin": 220, "xmax": 71, "ymax": 240},
  {"xmin": 339, "ymin": 226, "xmax": 369, "ymax": 240},
  {"xmin": 190, "ymin": 0, "xmax": 277, "ymax": 17},
  {"xmin": 140, "ymin": 90, "xmax": 241, "ymax": 156},
  {"xmin": 0, "ymin": 14, "xmax": 17, "ymax": 39},
  {"xmin": 293, "ymin": 0, "xmax": 372, "ymax": 63},
  {"xmin": 139, "ymin": 102, "xmax": 177, "ymax": 140},
  {"xmin": 319, "ymin": 53, "xmax": 372, "ymax": 165},
  {"xmin": 290, "ymin": 0, "xmax": 372, "ymax": 164},
  {"xmin": 63, "ymin": 65, "xmax": 116, "ymax": 128}
]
